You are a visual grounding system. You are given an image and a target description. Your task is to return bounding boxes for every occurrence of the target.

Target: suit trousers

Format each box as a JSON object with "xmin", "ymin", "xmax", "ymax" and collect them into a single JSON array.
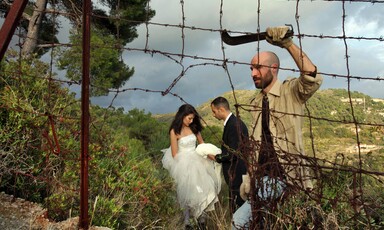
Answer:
[{"xmin": 223, "ymin": 158, "xmax": 247, "ymax": 213}]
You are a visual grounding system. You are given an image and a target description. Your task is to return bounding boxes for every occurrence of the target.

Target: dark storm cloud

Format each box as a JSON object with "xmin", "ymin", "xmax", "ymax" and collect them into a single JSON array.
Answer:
[{"xmin": 88, "ymin": 0, "xmax": 384, "ymax": 114}]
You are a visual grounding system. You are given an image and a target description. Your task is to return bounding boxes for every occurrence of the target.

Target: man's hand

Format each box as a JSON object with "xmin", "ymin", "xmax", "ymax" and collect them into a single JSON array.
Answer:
[
  {"xmin": 266, "ymin": 26, "xmax": 293, "ymax": 49},
  {"xmin": 239, "ymin": 174, "xmax": 251, "ymax": 201}
]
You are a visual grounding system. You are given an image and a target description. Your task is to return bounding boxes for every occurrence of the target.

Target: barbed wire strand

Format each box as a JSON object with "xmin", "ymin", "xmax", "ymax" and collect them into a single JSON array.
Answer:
[{"xmin": 1, "ymin": 0, "xmax": 383, "ymax": 228}]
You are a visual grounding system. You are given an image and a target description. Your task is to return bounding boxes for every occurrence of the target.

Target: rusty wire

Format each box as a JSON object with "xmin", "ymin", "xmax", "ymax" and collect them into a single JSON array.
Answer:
[{"xmin": 1, "ymin": 0, "xmax": 384, "ymax": 228}]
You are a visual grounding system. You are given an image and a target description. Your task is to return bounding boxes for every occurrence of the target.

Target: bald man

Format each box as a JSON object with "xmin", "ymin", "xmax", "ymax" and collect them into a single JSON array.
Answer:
[{"xmin": 232, "ymin": 26, "xmax": 323, "ymax": 229}]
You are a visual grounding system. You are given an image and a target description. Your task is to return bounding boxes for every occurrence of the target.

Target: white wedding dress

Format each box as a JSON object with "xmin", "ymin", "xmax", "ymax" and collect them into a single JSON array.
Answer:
[{"xmin": 162, "ymin": 134, "xmax": 219, "ymax": 218}]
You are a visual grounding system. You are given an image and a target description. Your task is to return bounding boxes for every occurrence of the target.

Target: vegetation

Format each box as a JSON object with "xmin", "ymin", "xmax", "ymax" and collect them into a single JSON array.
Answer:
[
  {"xmin": 1, "ymin": 51, "xmax": 383, "ymax": 228},
  {"xmin": 0, "ymin": 53, "xmax": 176, "ymax": 228}
]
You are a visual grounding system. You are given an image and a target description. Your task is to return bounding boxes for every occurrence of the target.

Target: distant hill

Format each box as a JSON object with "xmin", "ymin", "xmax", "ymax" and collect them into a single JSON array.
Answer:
[
  {"xmin": 153, "ymin": 90, "xmax": 256, "ymax": 127},
  {"xmin": 154, "ymin": 88, "xmax": 384, "ymax": 128},
  {"xmin": 153, "ymin": 88, "xmax": 384, "ymax": 157}
]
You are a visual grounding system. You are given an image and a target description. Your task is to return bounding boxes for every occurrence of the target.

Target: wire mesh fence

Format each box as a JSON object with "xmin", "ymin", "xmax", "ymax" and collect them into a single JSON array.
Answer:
[{"xmin": 1, "ymin": 0, "xmax": 384, "ymax": 229}]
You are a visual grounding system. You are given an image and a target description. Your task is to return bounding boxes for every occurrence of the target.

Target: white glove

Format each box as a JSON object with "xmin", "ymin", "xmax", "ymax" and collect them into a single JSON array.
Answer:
[
  {"xmin": 239, "ymin": 174, "xmax": 251, "ymax": 201},
  {"xmin": 266, "ymin": 26, "xmax": 293, "ymax": 49}
]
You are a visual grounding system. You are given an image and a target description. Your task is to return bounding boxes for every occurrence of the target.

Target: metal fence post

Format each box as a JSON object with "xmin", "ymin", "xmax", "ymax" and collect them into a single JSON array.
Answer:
[{"xmin": 80, "ymin": 0, "xmax": 91, "ymax": 228}]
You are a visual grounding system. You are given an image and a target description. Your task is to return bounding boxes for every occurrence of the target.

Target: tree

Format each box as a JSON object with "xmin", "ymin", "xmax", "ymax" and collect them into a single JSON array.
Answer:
[
  {"xmin": 57, "ymin": 28, "xmax": 135, "ymax": 96},
  {"xmin": 1, "ymin": 0, "xmax": 155, "ymax": 96}
]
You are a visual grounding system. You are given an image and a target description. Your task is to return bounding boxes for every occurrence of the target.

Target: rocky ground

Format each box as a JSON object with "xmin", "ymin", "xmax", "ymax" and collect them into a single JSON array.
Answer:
[{"xmin": 0, "ymin": 192, "xmax": 111, "ymax": 230}]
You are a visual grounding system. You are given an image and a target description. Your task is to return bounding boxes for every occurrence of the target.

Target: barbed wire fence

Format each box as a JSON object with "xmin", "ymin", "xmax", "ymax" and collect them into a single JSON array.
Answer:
[{"xmin": 1, "ymin": 0, "xmax": 384, "ymax": 229}]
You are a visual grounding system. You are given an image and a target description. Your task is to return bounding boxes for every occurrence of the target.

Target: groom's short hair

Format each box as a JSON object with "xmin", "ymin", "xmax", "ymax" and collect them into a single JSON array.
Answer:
[{"xmin": 211, "ymin": 96, "xmax": 230, "ymax": 111}]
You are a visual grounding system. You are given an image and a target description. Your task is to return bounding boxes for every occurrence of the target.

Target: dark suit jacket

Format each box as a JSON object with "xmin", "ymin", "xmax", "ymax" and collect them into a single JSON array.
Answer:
[{"xmin": 216, "ymin": 114, "xmax": 248, "ymax": 210}]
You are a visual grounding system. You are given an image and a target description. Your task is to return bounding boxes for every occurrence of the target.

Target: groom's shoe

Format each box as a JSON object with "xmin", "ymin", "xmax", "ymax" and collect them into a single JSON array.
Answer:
[
  {"xmin": 197, "ymin": 222, "xmax": 206, "ymax": 230},
  {"xmin": 185, "ymin": 224, "xmax": 193, "ymax": 230}
]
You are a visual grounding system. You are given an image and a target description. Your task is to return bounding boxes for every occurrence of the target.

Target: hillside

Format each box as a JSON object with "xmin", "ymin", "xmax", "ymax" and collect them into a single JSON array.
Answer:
[
  {"xmin": 153, "ymin": 90, "xmax": 257, "ymax": 127},
  {"xmin": 154, "ymin": 88, "xmax": 384, "ymax": 126},
  {"xmin": 154, "ymin": 88, "xmax": 384, "ymax": 158}
]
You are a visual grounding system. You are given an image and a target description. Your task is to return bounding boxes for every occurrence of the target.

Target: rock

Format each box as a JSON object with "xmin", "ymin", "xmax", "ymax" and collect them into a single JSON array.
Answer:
[{"xmin": 0, "ymin": 192, "xmax": 111, "ymax": 230}]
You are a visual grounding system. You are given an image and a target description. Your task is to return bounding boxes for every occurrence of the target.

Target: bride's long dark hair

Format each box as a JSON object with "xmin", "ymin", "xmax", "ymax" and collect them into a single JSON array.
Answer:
[{"xmin": 169, "ymin": 104, "xmax": 203, "ymax": 135}]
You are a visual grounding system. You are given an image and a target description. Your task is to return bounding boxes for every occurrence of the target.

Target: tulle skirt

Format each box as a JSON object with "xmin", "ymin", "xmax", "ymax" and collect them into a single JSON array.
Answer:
[{"xmin": 162, "ymin": 147, "xmax": 220, "ymax": 218}]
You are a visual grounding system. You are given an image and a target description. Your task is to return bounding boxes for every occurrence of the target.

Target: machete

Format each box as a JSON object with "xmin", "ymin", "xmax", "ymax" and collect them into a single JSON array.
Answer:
[{"xmin": 221, "ymin": 26, "xmax": 294, "ymax": 46}]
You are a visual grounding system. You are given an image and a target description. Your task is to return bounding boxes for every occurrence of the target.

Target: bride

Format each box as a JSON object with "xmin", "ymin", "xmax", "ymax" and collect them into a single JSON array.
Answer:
[{"xmin": 162, "ymin": 104, "xmax": 220, "ymax": 229}]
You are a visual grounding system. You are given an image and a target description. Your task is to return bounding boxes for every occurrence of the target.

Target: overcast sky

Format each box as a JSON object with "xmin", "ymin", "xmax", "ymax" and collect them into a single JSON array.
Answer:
[
  {"xmin": 39, "ymin": 0, "xmax": 384, "ymax": 114},
  {"xmin": 1, "ymin": 0, "xmax": 381, "ymax": 217}
]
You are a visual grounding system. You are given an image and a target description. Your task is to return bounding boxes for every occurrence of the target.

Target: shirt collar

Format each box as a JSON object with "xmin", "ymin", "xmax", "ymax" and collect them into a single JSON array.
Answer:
[
  {"xmin": 223, "ymin": 112, "xmax": 232, "ymax": 126},
  {"xmin": 262, "ymin": 79, "xmax": 281, "ymax": 97},
  {"xmin": 269, "ymin": 79, "xmax": 281, "ymax": 97}
]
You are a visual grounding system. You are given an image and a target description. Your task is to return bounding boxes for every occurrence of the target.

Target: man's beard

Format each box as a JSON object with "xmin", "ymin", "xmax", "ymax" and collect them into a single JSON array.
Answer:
[{"xmin": 255, "ymin": 69, "xmax": 273, "ymax": 89}]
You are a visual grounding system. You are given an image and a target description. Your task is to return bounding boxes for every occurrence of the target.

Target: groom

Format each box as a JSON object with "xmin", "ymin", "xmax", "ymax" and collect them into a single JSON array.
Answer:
[{"xmin": 209, "ymin": 96, "xmax": 249, "ymax": 213}]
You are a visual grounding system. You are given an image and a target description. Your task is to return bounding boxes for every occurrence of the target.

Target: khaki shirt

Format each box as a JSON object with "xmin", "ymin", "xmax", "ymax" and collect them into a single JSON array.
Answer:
[{"xmin": 250, "ymin": 73, "xmax": 323, "ymax": 190}]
